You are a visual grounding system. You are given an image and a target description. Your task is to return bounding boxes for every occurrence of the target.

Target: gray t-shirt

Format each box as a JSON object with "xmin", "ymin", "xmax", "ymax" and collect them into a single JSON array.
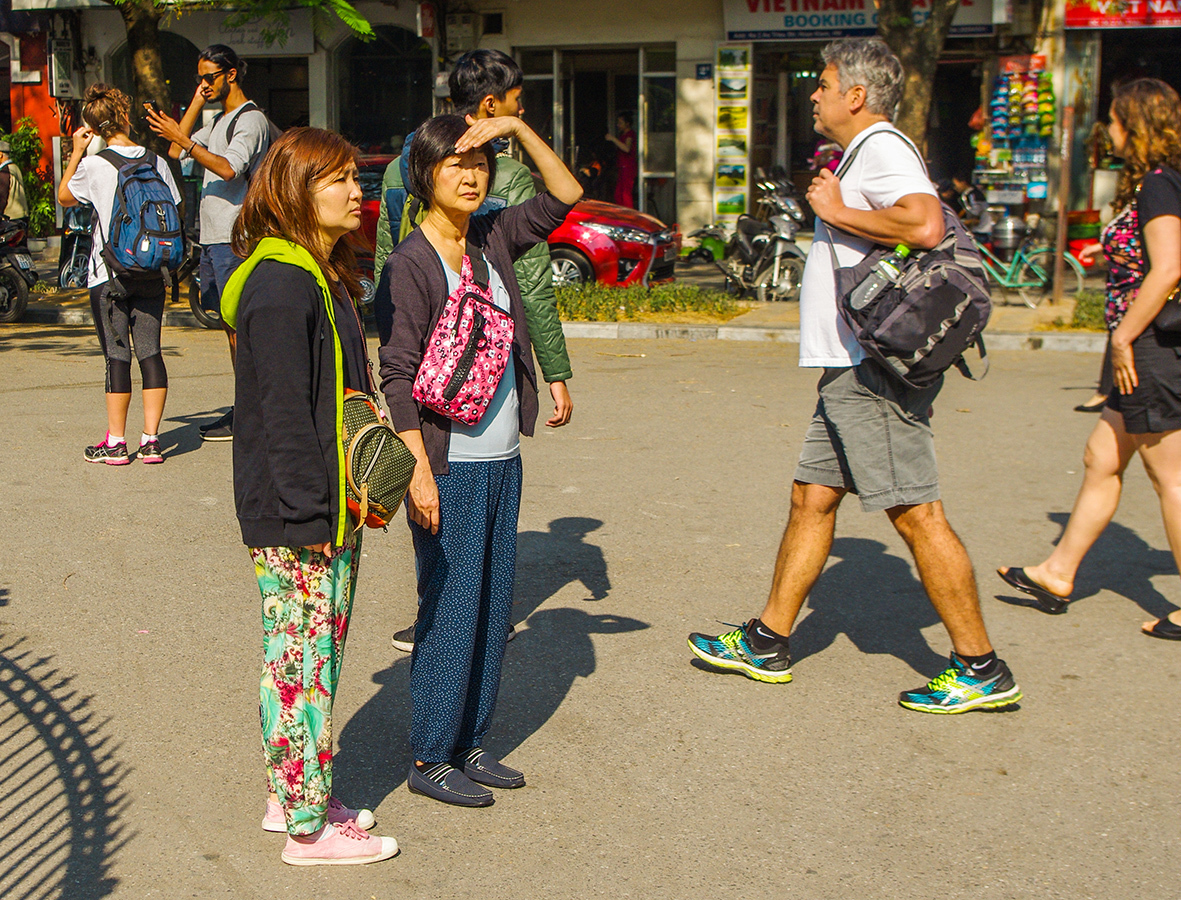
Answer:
[
  {"xmin": 184, "ymin": 103, "xmax": 271, "ymax": 244},
  {"xmin": 435, "ymin": 249, "xmax": 521, "ymax": 462}
]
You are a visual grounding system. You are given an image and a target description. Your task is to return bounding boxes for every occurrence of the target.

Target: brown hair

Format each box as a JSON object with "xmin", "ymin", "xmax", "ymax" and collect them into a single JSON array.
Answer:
[
  {"xmin": 231, "ymin": 127, "xmax": 362, "ymax": 298},
  {"xmin": 82, "ymin": 83, "xmax": 131, "ymax": 140},
  {"xmin": 1111, "ymin": 78, "xmax": 1181, "ymax": 210}
]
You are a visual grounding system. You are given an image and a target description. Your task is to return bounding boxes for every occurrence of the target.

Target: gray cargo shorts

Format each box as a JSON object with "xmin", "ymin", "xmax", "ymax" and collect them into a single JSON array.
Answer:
[{"xmin": 794, "ymin": 360, "xmax": 943, "ymax": 512}]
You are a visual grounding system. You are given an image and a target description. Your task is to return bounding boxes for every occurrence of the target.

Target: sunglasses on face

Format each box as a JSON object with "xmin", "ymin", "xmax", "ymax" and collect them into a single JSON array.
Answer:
[{"xmin": 195, "ymin": 70, "xmax": 226, "ymax": 86}]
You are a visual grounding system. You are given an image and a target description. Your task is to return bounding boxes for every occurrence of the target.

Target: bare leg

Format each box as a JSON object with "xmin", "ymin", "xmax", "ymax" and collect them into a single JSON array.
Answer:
[
  {"xmin": 889, "ymin": 501, "xmax": 992, "ymax": 657},
  {"xmin": 105, "ymin": 392, "xmax": 132, "ymax": 438},
  {"xmin": 1017, "ymin": 409, "xmax": 1137, "ymax": 597},
  {"xmin": 142, "ymin": 387, "xmax": 167, "ymax": 436},
  {"xmin": 1134, "ymin": 428, "xmax": 1181, "ymax": 630},
  {"xmin": 758, "ymin": 481, "xmax": 846, "ymax": 635}
]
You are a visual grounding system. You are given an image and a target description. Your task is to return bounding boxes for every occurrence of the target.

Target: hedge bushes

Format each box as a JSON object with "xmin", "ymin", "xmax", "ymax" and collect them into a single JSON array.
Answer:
[
  {"xmin": 555, "ymin": 282, "xmax": 738, "ymax": 321},
  {"xmin": 1070, "ymin": 289, "xmax": 1105, "ymax": 331}
]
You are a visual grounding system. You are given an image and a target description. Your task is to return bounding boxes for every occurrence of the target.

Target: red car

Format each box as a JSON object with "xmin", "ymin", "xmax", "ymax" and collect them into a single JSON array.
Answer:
[
  {"xmin": 357, "ymin": 157, "xmax": 681, "ymax": 295},
  {"xmin": 548, "ymin": 200, "xmax": 680, "ymax": 287}
]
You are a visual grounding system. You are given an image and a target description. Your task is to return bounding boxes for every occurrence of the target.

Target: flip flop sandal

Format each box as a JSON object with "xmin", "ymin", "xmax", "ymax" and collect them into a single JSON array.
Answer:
[
  {"xmin": 1142, "ymin": 615, "xmax": 1181, "ymax": 641},
  {"xmin": 997, "ymin": 567, "xmax": 1070, "ymax": 614}
]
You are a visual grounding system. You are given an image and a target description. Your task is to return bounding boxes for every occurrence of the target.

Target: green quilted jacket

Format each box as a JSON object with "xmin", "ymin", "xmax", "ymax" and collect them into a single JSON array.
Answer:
[{"xmin": 374, "ymin": 147, "xmax": 573, "ymax": 383}]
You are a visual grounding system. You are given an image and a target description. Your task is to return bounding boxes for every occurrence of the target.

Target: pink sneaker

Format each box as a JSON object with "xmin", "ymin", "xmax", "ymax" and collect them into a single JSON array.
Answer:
[
  {"xmin": 262, "ymin": 797, "xmax": 376, "ymax": 833},
  {"xmin": 281, "ymin": 822, "xmax": 398, "ymax": 867}
]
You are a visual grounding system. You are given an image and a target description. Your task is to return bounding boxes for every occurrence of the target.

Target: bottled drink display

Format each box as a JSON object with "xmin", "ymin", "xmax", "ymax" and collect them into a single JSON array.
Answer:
[{"xmin": 849, "ymin": 244, "xmax": 910, "ymax": 310}]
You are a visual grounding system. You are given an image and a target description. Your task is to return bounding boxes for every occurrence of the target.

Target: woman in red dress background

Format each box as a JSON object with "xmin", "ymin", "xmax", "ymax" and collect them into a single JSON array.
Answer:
[{"xmin": 607, "ymin": 112, "xmax": 637, "ymax": 208}]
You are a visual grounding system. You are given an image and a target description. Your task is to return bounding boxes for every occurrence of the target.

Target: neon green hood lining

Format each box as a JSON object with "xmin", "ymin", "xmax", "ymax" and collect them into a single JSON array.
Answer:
[{"xmin": 221, "ymin": 238, "xmax": 348, "ymax": 548}]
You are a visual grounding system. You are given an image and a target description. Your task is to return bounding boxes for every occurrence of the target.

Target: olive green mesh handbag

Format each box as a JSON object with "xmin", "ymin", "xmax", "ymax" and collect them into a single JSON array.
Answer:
[{"xmin": 342, "ymin": 390, "xmax": 416, "ymax": 530}]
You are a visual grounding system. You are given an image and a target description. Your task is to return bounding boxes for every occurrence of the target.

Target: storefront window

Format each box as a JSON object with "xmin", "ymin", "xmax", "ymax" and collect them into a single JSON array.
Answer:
[
  {"xmin": 520, "ymin": 49, "xmax": 554, "ymax": 77},
  {"xmin": 642, "ymin": 46, "xmax": 676, "ymax": 74},
  {"xmin": 643, "ymin": 76, "xmax": 676, "ymax": 173},
  {"xmin": 337, "ymin": 25, "xmax": 432, "ymax": 154}
]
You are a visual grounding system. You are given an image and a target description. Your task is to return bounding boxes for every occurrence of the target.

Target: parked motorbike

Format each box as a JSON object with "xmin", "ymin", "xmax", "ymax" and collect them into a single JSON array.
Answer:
[
  {"xmin": 682, "ymin": 223, "xmax": 729, "ymax": 264},
  {"xmin": 0, "ymin": 218, "xmax": 38, "ymax": 323},
  {"xmin": 58, "ymin": 204, "xmax": 93, "ymax": 289},
  {"xmin": 715, "ymin": 176, "xmax": 807, "ymax": 302}
]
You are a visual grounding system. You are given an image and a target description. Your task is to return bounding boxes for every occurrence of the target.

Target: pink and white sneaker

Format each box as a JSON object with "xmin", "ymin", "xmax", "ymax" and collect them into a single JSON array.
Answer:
[
  {"xmin": 262, "ymin": 796, "xmax": 376, "ymax": 833},
  {"xmin": 280, "ymin": 821, "xmax": 398, "ymax": 867}
]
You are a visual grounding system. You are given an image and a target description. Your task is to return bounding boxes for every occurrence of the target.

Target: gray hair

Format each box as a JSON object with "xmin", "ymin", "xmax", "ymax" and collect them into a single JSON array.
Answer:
[{"xmin": 822, "ymin": 38, "xmax": 903, "ymax": 120}]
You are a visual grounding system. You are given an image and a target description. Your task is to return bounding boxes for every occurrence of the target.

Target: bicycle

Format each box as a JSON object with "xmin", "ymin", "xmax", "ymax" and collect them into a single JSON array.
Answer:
[{"xmin": 975, "ymin": 227, "xmax": 1087, "ymax": 309}]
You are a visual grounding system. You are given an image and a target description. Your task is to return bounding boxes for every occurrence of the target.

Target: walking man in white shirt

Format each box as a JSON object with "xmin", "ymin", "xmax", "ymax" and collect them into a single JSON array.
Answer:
[{"xmin": 688, "ymin": 38, "xmax": 1021, "ymax": 714}]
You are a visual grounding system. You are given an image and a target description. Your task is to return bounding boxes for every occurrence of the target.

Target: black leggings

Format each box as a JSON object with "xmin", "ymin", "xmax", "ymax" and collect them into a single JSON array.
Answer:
[{"xmin": 89, "ymin": 281, "xmax": 168, "ymax": 394}]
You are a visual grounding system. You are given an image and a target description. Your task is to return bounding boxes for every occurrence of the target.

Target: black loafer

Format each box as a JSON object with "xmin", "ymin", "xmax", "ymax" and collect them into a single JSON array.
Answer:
[
  {"xmin": 408, "ymin": 763, "xmax": 493, "ymax": 807},
  {"xmin": 997, "ymin": 567, "xmax": 1070, "ymax": 614},
  {"xmin": 453, "ymin": 748, "xmax": 525, "ymax": 789}
]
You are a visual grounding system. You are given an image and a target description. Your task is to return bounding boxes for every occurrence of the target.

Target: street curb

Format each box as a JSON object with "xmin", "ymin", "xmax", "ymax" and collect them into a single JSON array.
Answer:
[
  {"xmin": 19, "ymin": 304, "xmax": 1107, "ymax": 352},
  {"xmin": 560, "ymin": 321, "xmax": 1105, "ymax": 351},
  {"xmin": 24, "ymin": 305, "xmax": 201, "ymax": 328}
]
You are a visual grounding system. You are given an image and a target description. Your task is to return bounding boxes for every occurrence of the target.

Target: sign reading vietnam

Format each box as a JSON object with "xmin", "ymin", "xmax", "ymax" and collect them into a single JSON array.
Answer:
[
  {"xmin": 1064, "ymin": 0, "xmax": 1181, "ymax": 28},
  {"xmin": 724, "ymin": 0, "xmax": 994, "ymax": 40}
]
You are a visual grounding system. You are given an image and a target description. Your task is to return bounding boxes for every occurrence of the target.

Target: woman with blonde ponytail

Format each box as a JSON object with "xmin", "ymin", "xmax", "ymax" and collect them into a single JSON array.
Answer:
[{"xmin": 58, "ymin": 83, "xmax": 182, "ymax": 465}]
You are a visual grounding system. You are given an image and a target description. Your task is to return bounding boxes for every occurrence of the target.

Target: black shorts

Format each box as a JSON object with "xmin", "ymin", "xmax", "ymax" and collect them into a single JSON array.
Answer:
[{"xmin": 1107, "ymin": 327, "xmax": 1181, "ymax": 434}]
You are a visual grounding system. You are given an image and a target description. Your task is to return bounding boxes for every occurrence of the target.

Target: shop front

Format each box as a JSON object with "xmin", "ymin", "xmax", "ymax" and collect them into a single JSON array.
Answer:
[
  {"xmin": 1063, "ymin": 1, "xmax": 1181, "ymax": 219},
  {"xmin": 715, "ymin": 0, "xmax": 999, "ymax": 231}
]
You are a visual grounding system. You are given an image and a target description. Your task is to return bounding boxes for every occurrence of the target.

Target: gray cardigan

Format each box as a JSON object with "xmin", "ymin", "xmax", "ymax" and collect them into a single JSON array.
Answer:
[{"xmin": 375, "ymin": 191, "xmax": 574, "ymax": 474}]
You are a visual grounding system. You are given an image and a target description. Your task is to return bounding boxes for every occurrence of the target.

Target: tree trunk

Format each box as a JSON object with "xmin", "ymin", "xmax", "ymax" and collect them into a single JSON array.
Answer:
[
  {"xmin": 109, "ymin": 0, "xmax": 170, "ymax": 151},
  {"xmin": 877, "ymin": 0, "xmax": 961, "ymax": 158}
]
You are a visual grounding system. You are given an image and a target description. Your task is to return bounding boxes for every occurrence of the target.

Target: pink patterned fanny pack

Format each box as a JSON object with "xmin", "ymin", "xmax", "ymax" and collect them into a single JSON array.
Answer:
[{"xmin": 412, "ymin": 245, "xmax": 515, "ymax": 425}]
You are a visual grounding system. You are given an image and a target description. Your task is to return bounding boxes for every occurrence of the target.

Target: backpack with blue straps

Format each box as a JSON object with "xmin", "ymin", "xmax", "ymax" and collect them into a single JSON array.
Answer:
[{"xmin": 97, "ymin": 148, "xmax": 184, "ymax": 281}]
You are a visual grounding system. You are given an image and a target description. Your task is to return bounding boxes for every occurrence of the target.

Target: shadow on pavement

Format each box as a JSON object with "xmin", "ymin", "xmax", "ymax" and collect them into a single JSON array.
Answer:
[
  {"xmin": 790, "ymin": 537, "xmax": 949, "ymax": 675},
  {"xmin": 995, "ymin": 512, "xmax": 1179, "ymax": 619},
  {"xmin": 161, "ymin": 408, "xmax": 231, "ymax": 459},
  {"xmin": 0, "ymin": 590, "xmax": 132, "ymax": 900},
  {"xmin": 333, "ymin": 517, "xmax": 648, "ymax": 809}
]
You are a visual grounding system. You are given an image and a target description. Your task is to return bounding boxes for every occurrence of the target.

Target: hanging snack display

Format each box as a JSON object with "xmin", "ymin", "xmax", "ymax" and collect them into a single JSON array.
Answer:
[{"xmin": 979, "ymin": 55, "xmax": 1054, "ymax": 204}]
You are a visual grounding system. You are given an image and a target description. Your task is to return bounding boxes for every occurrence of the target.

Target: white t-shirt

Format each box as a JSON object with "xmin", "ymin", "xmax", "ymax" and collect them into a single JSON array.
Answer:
[
  {"xmin": 434, "ymin": 250, "xmax": 521, "ymax": 462},
  {"xmin": 67, "ymin": 146, "xmax": 182, "ymax": 288},
  {"xmin": 798, "ymin": 122, "xmax": 937, "ymax": 368}
]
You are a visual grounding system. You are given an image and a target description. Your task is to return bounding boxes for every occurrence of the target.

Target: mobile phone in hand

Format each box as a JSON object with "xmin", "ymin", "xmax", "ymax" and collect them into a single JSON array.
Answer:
[{"xmin": 143, "ymin": 101, "xmax": 163, "ymax": 116}]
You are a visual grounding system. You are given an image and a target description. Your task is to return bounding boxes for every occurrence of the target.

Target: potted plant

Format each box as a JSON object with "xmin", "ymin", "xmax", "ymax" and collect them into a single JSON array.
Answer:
[{"xmin": 0, "ymin": 117, "xmax": 56, "ymax": 249}]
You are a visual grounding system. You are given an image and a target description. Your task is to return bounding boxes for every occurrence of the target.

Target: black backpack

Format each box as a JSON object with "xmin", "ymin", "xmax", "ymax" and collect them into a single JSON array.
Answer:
[{"xmin": 829, "ymin": 130, "xmax": 991, "ymax": 389}]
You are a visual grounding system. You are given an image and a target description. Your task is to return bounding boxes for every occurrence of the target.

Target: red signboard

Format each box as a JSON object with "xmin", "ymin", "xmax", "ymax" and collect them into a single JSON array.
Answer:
[{"xmin": 1065, "ymin": 0, "xmax": 1181, "ymax": 28}]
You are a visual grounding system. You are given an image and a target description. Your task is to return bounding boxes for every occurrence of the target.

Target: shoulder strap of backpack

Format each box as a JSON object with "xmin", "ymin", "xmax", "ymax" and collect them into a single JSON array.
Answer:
[
  {"xmin": 97, "ymin": 147, "xmax": 132, "ymax": 171},
  {"xmin": 223, "ymin": 101, "xmax": 260, "ymax": 144},
  {"xmin": 828, "ymin": 127, "xmax": 932, "ymax": 270},
  {"xmin": 464, "ymin": 239, "xmax": 490, "ymax": 289},
  {"xmin": 835, "ymin": 127, "xmax": 928, "ymax": 180}
]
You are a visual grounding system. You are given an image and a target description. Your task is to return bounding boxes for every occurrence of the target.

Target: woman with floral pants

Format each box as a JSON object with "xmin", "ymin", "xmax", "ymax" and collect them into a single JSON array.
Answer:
[
  {"xmin": 225, "ymin": 126, "xmax": 398, "ymax": 866},
  {"xmin": 254, "ymin": 531, "xmax": 360, "ymax": 833}
]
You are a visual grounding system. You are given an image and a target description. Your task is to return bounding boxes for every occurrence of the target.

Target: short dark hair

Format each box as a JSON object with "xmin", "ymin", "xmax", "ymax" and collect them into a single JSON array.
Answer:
[
  {"xmin": 617, "ymin": 110, "xmax": 634, "ymax": 129},
  {"xmin": 200, "ymin": 44, "xmax": 247, "ymax": 81},
  {"xmin": 407, "ymin": 115, "xmax": 498, "ymax": 210},
  {"xmin": 449, "ymin": 49, "xmax": 523, "ymax": 116}
]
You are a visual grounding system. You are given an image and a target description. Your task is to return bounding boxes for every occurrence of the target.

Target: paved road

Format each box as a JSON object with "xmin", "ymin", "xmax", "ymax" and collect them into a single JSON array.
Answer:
[{"xmin": 0, "ymin": 323, "xmax": 1176, "ymax": 899}]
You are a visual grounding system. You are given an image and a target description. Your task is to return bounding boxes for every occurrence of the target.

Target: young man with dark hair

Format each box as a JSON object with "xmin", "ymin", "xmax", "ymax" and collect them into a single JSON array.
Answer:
[
  {"xmin": 146, "ymin": 44, "xmax": 275, "ymax": 442},
  {"xmin": 377, "ymin": 48, "xmax": 574, "ymax": 653}
]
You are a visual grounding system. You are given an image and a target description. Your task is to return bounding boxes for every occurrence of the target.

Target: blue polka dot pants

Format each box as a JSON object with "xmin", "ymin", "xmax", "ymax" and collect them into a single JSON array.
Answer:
[{"xmin": 408, "ymin": 456, "xmax": 521, "ymax": 764}]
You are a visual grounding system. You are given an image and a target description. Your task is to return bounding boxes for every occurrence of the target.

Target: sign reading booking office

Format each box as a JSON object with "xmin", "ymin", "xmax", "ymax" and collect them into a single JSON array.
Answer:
[{"xmin": 724, "ymin": 0, "xmax": 995, "ymax": 39}]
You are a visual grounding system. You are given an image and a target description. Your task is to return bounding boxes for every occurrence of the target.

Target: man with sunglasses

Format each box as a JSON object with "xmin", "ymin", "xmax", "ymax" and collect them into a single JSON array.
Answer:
[{"xmin": 146, "ymin": 44, "xmax": 274, "ymax": 442}]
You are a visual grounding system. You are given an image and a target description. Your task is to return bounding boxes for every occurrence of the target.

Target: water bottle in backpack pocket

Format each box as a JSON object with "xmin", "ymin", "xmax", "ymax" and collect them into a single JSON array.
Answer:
[{"xmin": 97, "ymin": 148, "xmax": 184, "ymax": 281}]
